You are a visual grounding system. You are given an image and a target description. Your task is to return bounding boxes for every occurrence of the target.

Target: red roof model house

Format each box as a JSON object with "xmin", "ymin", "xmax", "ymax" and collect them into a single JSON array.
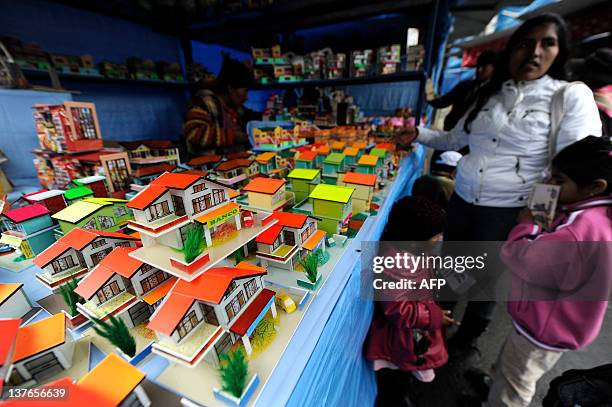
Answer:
[
  {"xmin": 33, "ymin": 228, "xmax": 140, "ymax": 290},
  {"xmin": 147, "ymin": 262, "xmax": 276, "ymax": 367},
  {"xmin": 74, "ymin": 247, "xmax": 176, "ymax": 327},
  {"xmin": 255, "ymin": 212, "xmax": 325, "ymax": 272},
  {"xmin": 213, "ymin": 159, "xmax": 258, "ymax": 189},
  {"xmin": 242, "ymin": 177, "xmax": 287, "ymax": 212}
]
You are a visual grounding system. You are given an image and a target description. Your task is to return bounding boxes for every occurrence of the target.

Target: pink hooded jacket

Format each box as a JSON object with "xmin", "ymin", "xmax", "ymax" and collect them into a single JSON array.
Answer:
[{"xmin": 502, "ymin": 196, "xmax": 612, "ymax": 350}]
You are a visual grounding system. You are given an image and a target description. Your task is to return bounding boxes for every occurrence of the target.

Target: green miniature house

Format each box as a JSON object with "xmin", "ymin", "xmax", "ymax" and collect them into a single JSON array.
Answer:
[
  {"xmin": 64, "ymin": 186, "xmax": 94, "ymax": 205},
  {"xmin": 287, "ymin": 169, "xmax": 321, "ymax": 202},
  {"xmin": 256, "ymin": 152, "xmax": 277, "ymax": 175},
  {"xmin": 356, "ymin": 155, "xmax": 379, "ymax": 175},
  {"xmin": 308, "ymin": 184, "xmax": 354, "ymax": 235},
  {"xmin": 369, "ymin": 147, "xmax": 389, "ymax": 162},
  {"xmin": 295, "ymin": 151, "xmax": 318, "ymax": 169},
  {"xmin": 52, "ymin": 197, "xmax": 133, "ymax": 236},
  {"xmin": 322, "ymin": 153, "xmax": 346, "ymax": 183},
  {"xmin": 342, "ymin": 147, "xmax": 359, "ymax": 166}
]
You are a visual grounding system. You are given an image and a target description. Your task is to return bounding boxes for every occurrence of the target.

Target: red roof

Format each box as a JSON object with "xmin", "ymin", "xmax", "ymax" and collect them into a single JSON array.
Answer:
[
  {"xmin": 187, "ymin": 155, "xmax": 222, "ymax": 166},
  {"xmin": 150, "ymin": 172, "xmax": 201, "ymax": 189},
  {"xmin": 74, "ymin": 265, "xmax": 115, "ymax": 300},
  {"xmin": 148, "ymin": 266, "xmax": 267, "ymax": 336},
  {"xmin": 227, "ymin": 152, "xmax": 252, "ymax": 160},
  {"xmin": 342, "ymin": 172, "xmax": 377, "ymax": 187},
  {"xmin": 127, "ymin": 185, "xmax": 167, "ymax": 210},
  {"xmin": 2, "ymin": 204, "xmax": 49, "ymax": 223},
  {"xmin": 179, "ymin": 169, "xmax": 209, "ymax": 177},
  {"xmin": 267, "ymin": 211, "xmax": 308, "ymax": 229},
  {"xmin": 243, "ymin": 178, "xmax": 285, "ymax": 195},
  {"xmin": 216, "ymin": 159, "xmax": 253, "ymax": 172},
  {"xmin": 34, "ymin": 228, "xmax": 139, "ymax": 268},
  {"xmin": 297, "ymin": 151, "xmax": 317, "ymax": 161},
  {"xmin": 230, "ymin": 289, "xmax": 275, "ymax": 336},
  {"xmin": 0, "ymin": 319, "xmax": 19, "ymax": 368},
  {"xmin": 376, "ymin": 143, "xmax": 394, "ymax": 151},
  {"xmin": 132, "ymin": 163, "xmax": 176, "ymax": 178},
  {"xmin": 255, "ymin": 224, "xmax": 283, "ymax": 245},
  {"xmin": 97, "ymin": 247, "xmax": 142, "ymax": 278}
]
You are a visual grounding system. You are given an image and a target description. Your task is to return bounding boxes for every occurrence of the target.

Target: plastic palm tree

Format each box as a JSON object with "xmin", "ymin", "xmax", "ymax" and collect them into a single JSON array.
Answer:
[
  {"xmin": 92, "ymin": 315, "xmax": 136, "ymax": 357},
  {"xmin": 298, "ymin": 251, "xmax": 319, "ymax": 283},
  {"xmin": 183, "ymin": 223, "xmax": 204, "ymax": 263},
  {"xmin": 219, "ymin": 349, "xmax": 249, "ymax": 398},
  {"xmin": 59, "ymin": 277, "xmax": 84, "ymax": 317}
]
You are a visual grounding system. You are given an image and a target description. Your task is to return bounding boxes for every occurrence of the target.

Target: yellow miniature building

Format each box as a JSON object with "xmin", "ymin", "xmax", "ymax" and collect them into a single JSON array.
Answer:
[
  {"xmin": 338, "ymin": 172, "xmax": 377, "ymax": 214},
  {"xmin": 242, "ymin": 177, "xmax": 287, "ymax": 211}
]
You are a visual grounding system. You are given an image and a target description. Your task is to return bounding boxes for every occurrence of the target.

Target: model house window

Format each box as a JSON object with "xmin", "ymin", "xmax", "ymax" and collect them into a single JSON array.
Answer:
[
  {"xmin": 82, "ymin": 218, "xmax": 96, "ymax": 230},
  {"xmin": 171, "ymin": 195, "xmax": 185, "ymax": 216},
  {"xmin": 309, "ymin": 222, "xmax": 315, "ymax": 234},
  {"xmin": 96, "ymin": 280, "xmax": 121, "ymax": 304},
  {"xmin": 140, "ymin": 263, "xmax": 153, "ymax": 275},
  {"xmin": 192, "ymin": 195, "xmax": 212, "ymax": 213},
  {"xmin": 98, "ymin": 216, "xmax": 115, "ymax": 229},
  {"xmin": 113, "ymin": 206, "xmax": 128, "ymax": 217},
  {"xmin": 140, "ymin": 270, "xmax": 168, "ymax": 293},
  {"xmin": 91, "ymin": 239, "xmax": 107, "ymax": 249},
  {"xmin": 149, "ymin": 201, "xmax": 171, "ymax": 221},
  {"xmin": 115, "ymin": 241, "xmax": 131, "ymax": 248},
  {"xmin": 193, "ymin": 183, "xmax": 206, "ymax": 193},
  {"xmin": 176, "ymin": 310, "xmax": 200, "ymax": 340},
  {"xmin": 222, "ymin": 281, "xmax": 237, "ymax": 301},
  {"xmin": 5, "ymin": 221, "xmax": 23, "ymax": 233},
  {"xmin": 51, "ymin": 255, "xmax": 76, "ymax": 274},
  {"xmin": 272, "ymin": 236, "xmax": 281, "ymax": 250},
  {"xmin": 301, "ymin": 228, "xmax": 312, "ymax": 243},
  {"xmin": 200, "ymin": 303, "xmax": 219, "ymax": 325},
  {"xmin": 225, "ymin": 291, "xmax": 246, "ymax": 321},
  {"xmin": 244, "ymin": 278, "xmax": 258, "ymax": 299},
  {"xmin": 91, "ymin": 248, "xmax": 112, "ymax": 265},
  {"xmin": 272, "ymin": 190, "xmax": 283, "ymax": 204},
  {"xmin": 212, "ymin": 189, "xmax": 225, "ymax": 205}
]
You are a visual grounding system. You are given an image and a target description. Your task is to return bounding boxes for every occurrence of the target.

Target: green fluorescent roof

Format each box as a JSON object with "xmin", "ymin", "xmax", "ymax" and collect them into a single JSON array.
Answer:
[
  {"xmin": 370, "ymin": 148, "xmax": 388, "ymax": 158},
  {"xmin": 324, "ymin": 153, "xmax": 345, "ymax": 165},
  {"xmin": 309, "ymin": 184, "xmax": 354, "ymax": 203},
  {"xmin": 64, "ymin": 186, "xmax": 94, "ymax": 200},
  {"xmin": 287, "ymin": 169, "xmax": 321, "ymax": 180}
]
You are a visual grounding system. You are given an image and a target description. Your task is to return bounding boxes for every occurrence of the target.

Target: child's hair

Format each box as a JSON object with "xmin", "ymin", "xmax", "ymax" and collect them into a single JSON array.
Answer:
[
  {"xmin": 382, "ymin": 196, "xmax": 445, "ymax": 241},
  {"xmin": 552, "ymin": 136, "xmax": 612, "ymax": 194}
]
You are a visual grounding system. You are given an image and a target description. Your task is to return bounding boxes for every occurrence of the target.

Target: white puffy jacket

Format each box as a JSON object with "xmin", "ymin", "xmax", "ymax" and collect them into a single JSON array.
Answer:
[{"xmin": 418, "ymin": 75, "xmax": 602, "ymax": 208}]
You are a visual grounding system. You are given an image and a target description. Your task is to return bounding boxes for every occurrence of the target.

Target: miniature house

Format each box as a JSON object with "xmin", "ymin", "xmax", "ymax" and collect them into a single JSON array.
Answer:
[
  {"xmin": 74, "ymin": 175, "xmax": 108, "ymax": 198},
  {"xmin": 242, "ymin": 178, "xmax": 287, "ymax": 212},
  {"xmin": 147, "ymin": 262, "xmax": 276, "ymax": 367},
  {"xmin": 132, "ymin": 163, "xmax": 177, "ymax": 186},
  {"xmin": 33, "ymin": 228, "xmax": 140, "ymax": 290},
  {"xmin": 64, "ymin": 185, "xmax": 94, "ymax": 205},
  {"xmin": 287, "ymin": 169, "xmax": 321, "ymax": 202},
  {"xmin": 256, "ymin": 212, "xmax": 325, "ymax": 272},
  {"xmin": 315, "ymin": 145, "xmax": 331, "ymax": 167},
  {"xmin": 342, "ymin": 147, "xmax": 359, "ymax": 166},
  {"xmin": 77, "ymin": 353, "xmax": 151, "ymax": 407},
  {"xmin": 308, "ymin": 184, "xmax": 355, "ymax": 235},
  {"xmin": 52, "ymin": 197, "xmax": 133, "ymax": 236},
  {"xmin": 0, "ymin": 283, "xmax": 33, "ymax": 320},
  {"xmin": 75, "ymin": 247, "xmax": 174, "ymax": 327},
  {"xmin": 295, "ymin": 150, "xmax": 318, "ymax": 169},
  {"xmin": 356, "ymin": 155, "xmax": 379, "ymax": 175},
  {"xmin": 331, "ymin": 141, "xmax": 347, "ymax": 153},
  {"xmin": 255, "ymin": 152, "xmax": 277, "ymax": 175},
  {"xmin": 187, "ymin": 155, "xmax": 222, "ymax": 171},
  {"xmin": 322, "ymin": 153, "xmax": 346, "ymax": 182},
  {"xmin": 370, "ymin": 147, "xmax": 389, "ymax": 163},
  {"xmin": 0, "ymin": 204, "xmax": 57, "ymax": 259},
  {"xmin": 214, "ymin": 159, "xmax": 258, "ymax": 188},
  {"xmin": 7, "ymin": 314, "xmax": 75, "ymax": 387},
  {"xmin": 119, "ymin": 140, "xmax": 180, "ymax": 167},
  {"xmin": 338, "ymin": 172, "xmax": 377, "ymax": 214},
  {"xmin": 351, "ymin": 141, "xmax": 368, "ymax": 157},
  {"xmin": 16, "ymin": 189, "xmax": 67, "ymax": 215}
]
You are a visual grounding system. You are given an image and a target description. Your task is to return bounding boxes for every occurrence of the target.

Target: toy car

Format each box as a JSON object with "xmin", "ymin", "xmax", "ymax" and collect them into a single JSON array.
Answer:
[
  {"xmin": 0, "ymin": 243, "xmax": 15, "ymax": 254},
  {"xmin": 275, "ymin": 292, "xmax": 296, "ymax": 314},
  {"xmin": 242, "ymin": 211, "xmax": 254, "ymax": 228}
]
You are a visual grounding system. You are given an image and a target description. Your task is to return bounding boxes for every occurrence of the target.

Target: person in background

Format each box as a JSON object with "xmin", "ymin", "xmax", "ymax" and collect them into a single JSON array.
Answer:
[
  {"xmin": 460, "ymin": 136, "xmax": 612, "ymax": 407},
  {"xmin": 412, "ymin": 151, "xmax": 462, "ymax": 210},
  {"xmin": 396, "ymin": 13, "xmax": 602, "ymax": 360},
  {"xmin": 182, "ymin": 55, "xmax": 260, "ymax": 157},
  {"xmin": 568, "ymin": 48, "xmax": 612, "ymax": 139},
  {"xmin": 364, "ymin": 196, "xmax": 454, "ymax": 407}
]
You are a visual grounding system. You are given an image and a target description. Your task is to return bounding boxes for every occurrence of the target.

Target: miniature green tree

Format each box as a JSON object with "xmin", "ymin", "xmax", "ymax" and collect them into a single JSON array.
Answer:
[
  {"xmin": 219, "ymin": 349, "xmax": 249, "ymax": 398},
  {"xmin": 233, "ymin": 248, "xmax": 246, "ymax": 265},
  {"xmin": 298, "ymin": 251, "xmax": 319, "ymax": 284},
  {"xmin": 183, "ymin": 223, "xmax": 204, "ymax": 263},
  {"xmin": 92, "ymin": 315, "xmax": 136, "ymax": 357},
  {"xmin": 59, "ymin": 277, "xmax": 84, "ymax": 317}
]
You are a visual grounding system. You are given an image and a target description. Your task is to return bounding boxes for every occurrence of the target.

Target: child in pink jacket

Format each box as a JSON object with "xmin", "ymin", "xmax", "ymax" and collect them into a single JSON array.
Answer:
[{"xmin": 487, "ymin": 136, "xmax": 612, "ymax": 407}]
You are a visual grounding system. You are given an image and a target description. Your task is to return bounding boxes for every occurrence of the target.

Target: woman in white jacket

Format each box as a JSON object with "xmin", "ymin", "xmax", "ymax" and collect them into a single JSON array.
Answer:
[{"xmin": 399, "ymin": 13, "xmax": 602, "ymax": 358}]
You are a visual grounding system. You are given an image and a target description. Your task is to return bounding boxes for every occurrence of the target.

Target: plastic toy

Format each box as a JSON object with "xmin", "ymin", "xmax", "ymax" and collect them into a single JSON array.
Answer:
[
  {"xmin": 242, "ymin": 178, "xmax": 287, "ymax": 212},
  {"xmin": 274, "ymin": 292, "xmax": 296, "ymax": 314},
  {"xmin": 337, "ymin": 172, "xmax": 377, "ymax": 214},
  {"xmin": 52, "ymin": 197, "xmax": 132, "ymax": 236},
  {"xmin": 0, "ymin": 204, "xmax": 57, "ymax": 259}
]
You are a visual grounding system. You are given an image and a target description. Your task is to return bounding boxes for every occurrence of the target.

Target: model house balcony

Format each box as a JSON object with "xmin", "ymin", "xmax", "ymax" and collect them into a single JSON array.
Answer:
[
  {"xmin": 257, "ymin": 244, "xmax": 299, "ymax": 262},
  {"xmin": 36, "ymin": 265, "xmax": 88, "ymax": 290},
  {"xmin": 128, "ymin": 213, "xmax": 189, "ymax": 236},
  {"xmin": 130, "ymin": 154, "xmax": 179, "ymax": 165},
  {"xmin": 215, "ymin": 173, "xmax": 247, "ymax": 187},
  {"xmin": 153, "ymin": 322, "xmax": 223, "ymax": 367},
  {"xmin": 78, "ymin": 290, "xmax": 138, "ymax": 321}
]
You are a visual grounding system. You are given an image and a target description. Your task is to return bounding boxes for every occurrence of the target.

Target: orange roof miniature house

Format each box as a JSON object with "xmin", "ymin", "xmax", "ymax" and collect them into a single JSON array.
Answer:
[
  {"xmin": 187, "ymin": 154, "xmax": 222, "ymax": 169},
  {"xmin": 342, "ymin": 147, "xmax": 359, "ymax": 165},
  {"xmin": 352, "ymin": 141, "xmax": 368, "ymax": 150},
  {"xmin": 214, "ymin": 159, "xmax": 257, "ymax": 188},
  {"xmin": 331, "ymin": 141, "xmax": 347, "ymax": 152},
  {"xmin": 255, "ymin": 152, "xmax": 277, "ymax": 175},
  {"xmin": 242, "ymin": 178, "xmax": 287, "ymax": 211},
  {"xmin": 216, "ymin": 159, "xmax": 253, "ymax": 172},
  {"xmin": 295, "ymin": 150, "xmax": 318, "ymax": 169},
  {"xmin": 338, "ymin": 172, "xmax": 377, "ymax": 214}
]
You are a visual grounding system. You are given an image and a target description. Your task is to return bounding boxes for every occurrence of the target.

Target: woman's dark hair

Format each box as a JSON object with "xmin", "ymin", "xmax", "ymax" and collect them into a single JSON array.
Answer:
[
  {"xmin": 552, "ymin": 136, "xmax": 612, "ymax": 194},
  {"xmin": 382, "ymin": 196, "xmax": 446, "ymax": 241},
  {"xmin": 215, "ymin": 53, "xmax": 254, "ymax": 91},
  {"xmin": 464, "ymin": 13, "xmax": 570, "ymax": 133}
]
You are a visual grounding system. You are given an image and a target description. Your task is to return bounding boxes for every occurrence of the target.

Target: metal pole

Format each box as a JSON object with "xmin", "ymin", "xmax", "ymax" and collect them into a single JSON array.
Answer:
[{"xmin": 415, "ymin": 0, "xmax": 439, "ymax": 126}]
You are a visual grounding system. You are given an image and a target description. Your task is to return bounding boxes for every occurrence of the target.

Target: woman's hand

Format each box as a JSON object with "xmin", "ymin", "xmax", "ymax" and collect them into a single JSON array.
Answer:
[
  {"xmin": 396, "ymin": 126, "xmax": 419, "ymax": 147},
  {"xmin": 517, "ymin": 208, "xmax": 535, "ymax": 224},
  {"xmin": 442, "ymin": 310, "xmax": 458, "ymax": 327}
]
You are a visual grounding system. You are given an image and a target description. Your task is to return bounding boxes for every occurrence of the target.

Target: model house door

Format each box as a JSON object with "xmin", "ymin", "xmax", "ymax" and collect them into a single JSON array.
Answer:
[
  {"xmin": 25, "ymin": 353, "xmax": 63, "ymax": 381},
  {"xmin": 128, "ymin": 302, "xmax": 153, "ymax": 326},
  {"xmin": 171, "ymin": 195, "xmax": 185, "ymax": 216},
  {"xmin": 200, "ymin": 303, "xmax": 219, "ymax": 325},
  {"xmin": 283, "ymin": 231, "xmax": 295, "ymax": 246}
]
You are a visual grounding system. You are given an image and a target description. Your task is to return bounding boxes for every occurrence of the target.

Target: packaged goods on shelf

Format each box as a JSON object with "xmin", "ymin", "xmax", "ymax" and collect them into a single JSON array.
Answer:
[
  {"xmin": 377, "ymin": 44, "xmax": 402, "ymax": 75},
  {"xmin": 127, "ymin": 57, "xmax": 159, "ymax": 80}
]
